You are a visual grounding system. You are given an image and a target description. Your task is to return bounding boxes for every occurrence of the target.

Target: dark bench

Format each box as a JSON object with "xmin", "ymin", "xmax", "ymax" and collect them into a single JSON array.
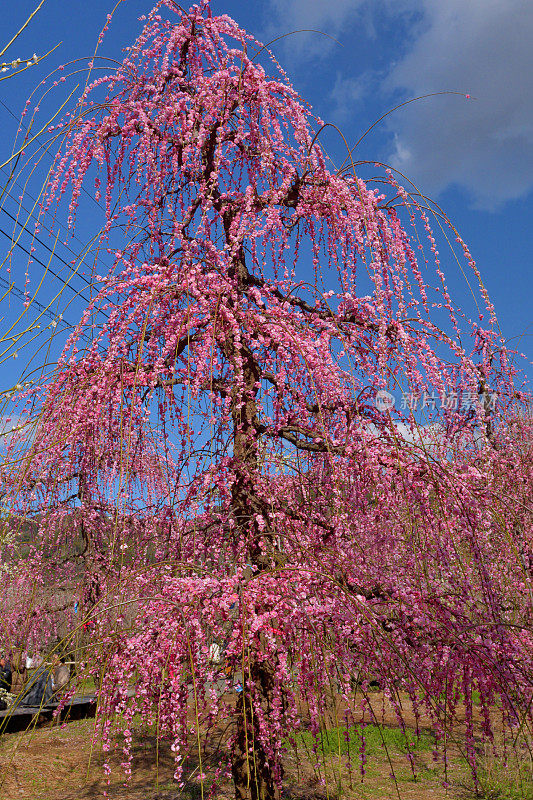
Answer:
[{"xmin": 0, "ymin": 693, "xmax": 97, "ymax": 734}]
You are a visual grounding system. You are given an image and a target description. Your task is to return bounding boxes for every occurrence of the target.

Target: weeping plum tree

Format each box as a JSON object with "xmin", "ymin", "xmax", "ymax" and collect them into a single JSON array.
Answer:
[{"xmin": 3, "ymin": 2, "xmax": 533, "ymax": 798}]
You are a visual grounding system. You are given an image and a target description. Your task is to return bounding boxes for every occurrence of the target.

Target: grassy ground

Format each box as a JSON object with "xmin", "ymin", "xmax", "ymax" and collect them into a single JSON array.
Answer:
[{"xmin": 0, "ymin": 692, "xmax": 532, "ymax": 799}]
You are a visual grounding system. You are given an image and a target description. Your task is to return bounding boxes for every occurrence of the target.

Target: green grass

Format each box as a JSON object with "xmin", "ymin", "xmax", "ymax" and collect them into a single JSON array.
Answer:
[
  {"xmin": 432, "ymin": 688, "xmax": 483, "ymax": 707},
  {"xmin": 290, "ymin": 722, "xmax": 434, "ymax": 759},
  {"xmin": 77, "ymin": 675, "xmax": 97, "ymax": 693},
  {"xmin": 467, "ymin": 756, "xmax": 533, "ymax": 800}
]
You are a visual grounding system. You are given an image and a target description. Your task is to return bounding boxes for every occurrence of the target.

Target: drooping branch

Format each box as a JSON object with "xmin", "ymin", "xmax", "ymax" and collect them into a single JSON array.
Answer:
[{"xmin": 273, "ymin": 425, "xmax": 345, "ymax": 454}]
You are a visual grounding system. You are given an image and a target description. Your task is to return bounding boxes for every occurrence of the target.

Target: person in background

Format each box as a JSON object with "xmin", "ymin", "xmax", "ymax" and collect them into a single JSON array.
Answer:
[
  {"xmin": 53, "ymin": 658, "xmax": 70, "ymax": 694},
  {"xmin": 0, "ymin": 654, "xmax": 11, "ymax": 692},
  {"xmin": 20, "ymin": 655, "xmax": 57, "ymax": 707},
  {"xmin": 10, "ymin": 649, "xmax": 27, "ymax": 699},
  {"xmin": 31, "ymin": 653, "xmax": 43, "ymax": 669}
]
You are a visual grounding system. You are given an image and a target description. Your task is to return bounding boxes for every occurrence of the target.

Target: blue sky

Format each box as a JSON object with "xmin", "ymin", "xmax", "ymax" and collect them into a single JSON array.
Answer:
[{"xmin": 0, "ymin": 0, "xmax": 531, "ymax": 409}]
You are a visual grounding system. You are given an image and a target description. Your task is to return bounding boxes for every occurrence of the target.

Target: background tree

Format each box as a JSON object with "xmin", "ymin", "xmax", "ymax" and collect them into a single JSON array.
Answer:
[{"xmin": 2, "ymin": 2, "xmax": 532, "ymax": 798}]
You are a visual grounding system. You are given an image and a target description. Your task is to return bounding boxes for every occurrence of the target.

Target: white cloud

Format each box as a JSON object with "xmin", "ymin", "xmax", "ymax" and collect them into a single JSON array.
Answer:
[
  {"xmin": 385, "ymin": 0, "xmax": 533, "ymax": 209},
  {"xmin": 264, "ymin": 0, "xmax": 369, "ymax": 60},
  {"xmin": 267, "ymin": 0, "xmax": 363, "ymax": 33},
  {"xmin": 394, "ymin": 422, "xmax": 444, "ymax": 449},
  {"xmin": 330, "ymin": 71, "xmax": 373, "ymax": 121},
  {"xmin": 264, "ymin": 0, "xmax": 533, "ymax": 207},
  {"xmin": 366, "ymin": 420, "xmax": 445, "ymax": 452}
]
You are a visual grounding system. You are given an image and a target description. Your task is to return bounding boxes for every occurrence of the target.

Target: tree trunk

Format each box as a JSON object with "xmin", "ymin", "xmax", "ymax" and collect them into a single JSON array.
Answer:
[
  {"xmin": 232, "ymin": 661, "xmax": 281, "ymax": 800},
  {"xmin": 224, "ymin": 327, "xmax": 281, "ymax": 798}
]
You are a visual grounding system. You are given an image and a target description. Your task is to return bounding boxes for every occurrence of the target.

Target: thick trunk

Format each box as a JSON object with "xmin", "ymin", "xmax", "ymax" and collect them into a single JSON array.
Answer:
[
  {"xmin": 230, "ymin": 454, "xmax": 282, "ymax": 799},
  {"xmin": 232, "ymin": 662, "xmax": 281, "ymax": 800},
  {"xmin": 220, "ymin": 239, "xmax": 284, "ymax": 799},
  {"xmin": 224, "ymin": 320, "xmax": 281, "ymax": 799}
]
